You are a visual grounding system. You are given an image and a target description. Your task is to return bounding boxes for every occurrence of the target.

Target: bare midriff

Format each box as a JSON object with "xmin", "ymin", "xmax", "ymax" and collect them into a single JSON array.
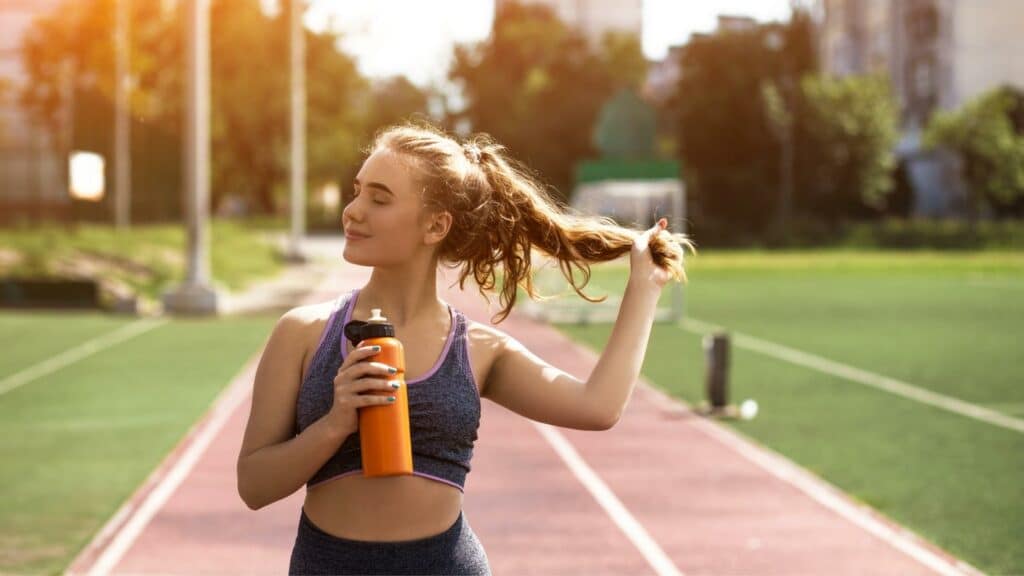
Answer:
[
  {"xmin": 302, "ymin": 473, "xmax": 463, "ymax": 542},
  {"xmin": 297, "ymin": 299, "xmax": 486, "ymax": 543}
]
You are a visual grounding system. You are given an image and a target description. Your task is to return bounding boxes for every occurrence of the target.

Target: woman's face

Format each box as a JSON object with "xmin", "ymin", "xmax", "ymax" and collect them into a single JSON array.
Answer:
[{"xmin": 341, "ymin": 148, "xmax": 448, "ymax": 267}]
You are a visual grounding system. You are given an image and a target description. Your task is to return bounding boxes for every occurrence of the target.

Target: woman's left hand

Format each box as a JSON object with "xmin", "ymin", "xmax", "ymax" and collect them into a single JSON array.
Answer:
[{"xmin": 630, "ymin": 218, "xmax": 672, "ymax": 290}]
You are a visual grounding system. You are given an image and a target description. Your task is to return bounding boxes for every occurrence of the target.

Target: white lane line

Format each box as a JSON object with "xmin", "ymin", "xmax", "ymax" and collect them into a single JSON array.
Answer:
[
  {"xmin": 532, "ymin": 421, "xmax": 684, "ymax": 576},
  {"xmin": 0, "ymin": 318, "xmax": 169, "ymax": 397},
  {"xmin": 641, "ymin": 383, "xmax": 985, "ymax": 576},
  {"xmin": 562, "ymin": 327, "xmax": 982, "ymax": 576},
  {"xmin": 682, "ymin": 317, "xmax": 1024, "ymax": 435},
  {"xmin": 82, "ymin": 355, "xmax": 258, "ymax": 576}
]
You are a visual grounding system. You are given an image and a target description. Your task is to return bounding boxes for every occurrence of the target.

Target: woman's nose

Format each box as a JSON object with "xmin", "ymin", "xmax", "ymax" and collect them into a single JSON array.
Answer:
[{"xmin": 342, "ymin": 202, "xmax": 363, "ymax": 224}]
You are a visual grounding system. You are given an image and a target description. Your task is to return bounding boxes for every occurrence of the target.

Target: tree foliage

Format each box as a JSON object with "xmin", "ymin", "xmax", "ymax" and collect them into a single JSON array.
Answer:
[
  {"xmin": 18, "ymin": 0, "xmax": 400, "ymax": 217},
  {"xmin": 447, "ymin": 0, "xmax": 645, "ymax": 202},
  {"xmin": 924, "ymin": 85, "xmax": 1024, "ymax": 220},
  {"xmin": 666, "ymin": 9, "xmax": 900, "ymax": 234},
  {"xmin": 667, "ymin": 13, "xmax": 816, "ymax": 234},
  {"xmin": 798, "ymin": 74, "xmax": 899, "ymax": 219}
]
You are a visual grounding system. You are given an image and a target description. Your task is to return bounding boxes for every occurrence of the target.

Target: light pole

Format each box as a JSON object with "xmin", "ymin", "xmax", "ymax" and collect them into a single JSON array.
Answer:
[
  {"xmin": 114, "ymin": 0, "xmax": 131, "ymax": 229},
  {"xmin": 779, "ymin": 76, "xmax": 794, "ymax": 231},
  {"xmin": 763, "ymin": 29, "xmax": 795, "ymax": 233},
  {"xmin": 162, "ymin": 0, "xmax": 220, "ymax": 315},
  {"xmin": 286, "ymin": 0, "xmax": 308, "ymax": 263}
]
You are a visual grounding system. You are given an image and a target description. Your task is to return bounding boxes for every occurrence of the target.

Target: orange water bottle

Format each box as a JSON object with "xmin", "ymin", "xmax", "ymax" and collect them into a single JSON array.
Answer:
[{"xmin": 345, "ymin": 308, "xmax": 413, "ymax": 477}]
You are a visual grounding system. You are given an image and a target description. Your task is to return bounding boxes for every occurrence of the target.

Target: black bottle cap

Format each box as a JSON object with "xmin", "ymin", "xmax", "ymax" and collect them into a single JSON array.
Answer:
[
  {"xmin": 343, "ymin": 308, "xmax": 394, "ymax": 347},
  {"xmin": 343, "ymin": 320, "xmax": 368, "ymax": 348},
  {"xmin": 359, "ymin": 322, "xmax": 394, "ymax": 340}
]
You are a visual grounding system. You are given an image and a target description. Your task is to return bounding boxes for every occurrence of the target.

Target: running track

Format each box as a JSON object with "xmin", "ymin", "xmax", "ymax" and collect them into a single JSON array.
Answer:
[{"xmin": 67, "ymin": 239, "xmax": 982, "ymax": 576}]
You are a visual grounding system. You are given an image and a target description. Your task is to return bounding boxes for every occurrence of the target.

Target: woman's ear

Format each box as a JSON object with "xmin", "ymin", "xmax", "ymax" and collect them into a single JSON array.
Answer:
[{"xmin": 423, "ymin": 210, "xmax": 453, "ymax": 246}]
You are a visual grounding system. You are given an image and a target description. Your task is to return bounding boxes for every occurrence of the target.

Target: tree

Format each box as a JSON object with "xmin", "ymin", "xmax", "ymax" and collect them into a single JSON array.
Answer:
[
  {"xmin": 19, "ymin": 0, "xmax": 185, "ymax": 222},
  {"xmin": 334, "ymin": 75, "xmax": 432, "ymax": 206},
  {"xmin": 0, "ymin": 77, "xmax": 13, "ymax": 143},
  {"xmin": 924, "ymin": 85, "xmax": 1024, "ymax": 222},
  {"xmin": 592, "ymin": 87, "xmax": 657, "ymax": 159},
  {"xmin": 447, "ymin": 0, "xmax": 629, "ymax": 202},
  {"xmin": 598, "ymin": 31, "xmax": 648, "ymax": 91},
  {"xmin": 666, "ymin": 13, "xmax": 816, "ymax": 237},
  {"xmin": 364, "ymin": 76, "xmax": 432, "ymax": 135},
  {"xmin": 209, "ymin": 0, "xmax": 369, "ymax": 213},
  {"xmin": 798, "ymin": 74, "xmax": 899, "ymax": 222},
  {"xmin": 19, "ymin": 0, "xmax": 374, "ymax": 218}
]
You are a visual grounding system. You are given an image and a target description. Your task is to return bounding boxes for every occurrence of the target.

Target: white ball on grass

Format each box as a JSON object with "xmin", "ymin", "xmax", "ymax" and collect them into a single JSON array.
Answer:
[{"xmin": 740, "ymin": 399, "xmax": 759, "ymax": 420}]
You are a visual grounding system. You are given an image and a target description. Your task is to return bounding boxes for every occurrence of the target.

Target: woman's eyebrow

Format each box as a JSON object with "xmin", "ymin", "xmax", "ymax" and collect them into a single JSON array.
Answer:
[{"xmin": 352, "ymin": 179, "xmax": 394, "ymax": 195}]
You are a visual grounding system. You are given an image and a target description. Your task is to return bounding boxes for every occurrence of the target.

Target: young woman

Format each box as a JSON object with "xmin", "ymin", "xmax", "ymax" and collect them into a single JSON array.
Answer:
[{"xmin": 237, "ymin": 122, "xmax": 696, "ymax": 575}]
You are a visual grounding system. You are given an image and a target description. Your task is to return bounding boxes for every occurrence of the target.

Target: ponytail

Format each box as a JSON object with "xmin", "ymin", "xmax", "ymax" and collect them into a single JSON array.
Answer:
[{"xmin": 372, "ymin": 121, "xmax": 697, "ymax": 323}]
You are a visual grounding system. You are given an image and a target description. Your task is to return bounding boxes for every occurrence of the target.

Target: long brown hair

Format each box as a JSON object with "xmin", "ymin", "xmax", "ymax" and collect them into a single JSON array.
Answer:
[{"xmin": 369, "ymin": 121, "xmax": 697, "ymax": 323}]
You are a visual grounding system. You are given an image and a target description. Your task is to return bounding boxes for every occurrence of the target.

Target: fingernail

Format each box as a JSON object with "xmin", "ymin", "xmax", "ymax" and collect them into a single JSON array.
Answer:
[
  {"xmin": 390, "ymin": 382, "xmax": 400, "ymax": 389},
  {"xmin": 372, "ymin": 345, "xmax": 381, "ymax": 352},
  {"xmin": 388, "ymin": 366, "xmax": 397, "ymax": 374},
  {"xmin": 388, "ymin": 396, "xmax": 396, "ymax": 402}
]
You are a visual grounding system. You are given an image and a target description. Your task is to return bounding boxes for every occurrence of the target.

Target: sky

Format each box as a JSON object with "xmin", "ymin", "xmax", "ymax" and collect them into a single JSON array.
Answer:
[{"xmin": 300, "ymin": 0, "xmax": 794, "ymax": 87}]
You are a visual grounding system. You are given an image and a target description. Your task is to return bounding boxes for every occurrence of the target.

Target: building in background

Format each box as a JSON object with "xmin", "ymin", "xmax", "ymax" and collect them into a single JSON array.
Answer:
[
  {"xmin": 0, "ymin": 0, "xmax": 69, "ymax": 224},
  {"xmin": 642, "ymin": 44, "xmax": 682, "ymax": 106},
  {"xmin": 642, "ymin": 15, "xmax": 758, "ymax": 122},
  {"xmin": 494, "ymin": 0, "xmax": 642, "ymax": 46},
  {"xmin": 817, "ymin": 0, "xmax": 1024, "ymax": 218}
]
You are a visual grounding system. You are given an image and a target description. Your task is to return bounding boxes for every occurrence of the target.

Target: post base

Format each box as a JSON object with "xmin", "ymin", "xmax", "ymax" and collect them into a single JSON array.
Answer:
[
  {"xmin": 162, "ymin": 282, "xmax": 221, "ymax": 316},
  {"xmin": 694, "ymin": 401, "xmax": 740, "ymax": 420}
]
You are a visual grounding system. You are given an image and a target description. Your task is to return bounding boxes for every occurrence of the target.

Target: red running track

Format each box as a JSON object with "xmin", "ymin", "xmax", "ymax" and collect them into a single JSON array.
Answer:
[{"xmin": 67, "ymin": 255, "xmax": 981, "ymax": 576}]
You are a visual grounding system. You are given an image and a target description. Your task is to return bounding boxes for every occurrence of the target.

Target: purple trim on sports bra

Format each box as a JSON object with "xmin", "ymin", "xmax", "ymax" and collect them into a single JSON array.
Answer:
[
  {"xmin": 308, "ymin": 468, "xmax": 466, "ymax": 493},
  {"xmin": 315, "ymin": 300, "xmax": 342, "ymax": 352},
  {"xmin": 339, "ymin": 287, "xmax": 456, "ymax": 385}
]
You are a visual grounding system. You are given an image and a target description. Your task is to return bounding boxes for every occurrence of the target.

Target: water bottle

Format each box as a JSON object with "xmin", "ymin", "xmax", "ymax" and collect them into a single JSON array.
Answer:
[{"xmin": 343, "ymin": 308, "xmax": 413, "ymax": 477}]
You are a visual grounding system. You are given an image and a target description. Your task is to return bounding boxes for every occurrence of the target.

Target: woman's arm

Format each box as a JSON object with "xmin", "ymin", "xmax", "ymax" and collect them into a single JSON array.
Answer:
[
  {"xmin": 586, "ymin": 217, "xmax": 673, "ymax": 424},
  {"xmin": 236, "ymin": 309, "xmax": 348, "ymax": 510},
  {"xmin": 481, "ymin": 219, "xmax": 671, "ymax": 430},
  {"xmin": 583, "ymin": 276, "xmax": 662, "ymax": 425}
]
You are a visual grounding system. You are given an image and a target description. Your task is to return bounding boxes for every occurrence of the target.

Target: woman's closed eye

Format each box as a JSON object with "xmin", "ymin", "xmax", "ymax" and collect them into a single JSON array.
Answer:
[{"xmin": 353, "ymin": 190, "xmax": 387, "ymax": 205}]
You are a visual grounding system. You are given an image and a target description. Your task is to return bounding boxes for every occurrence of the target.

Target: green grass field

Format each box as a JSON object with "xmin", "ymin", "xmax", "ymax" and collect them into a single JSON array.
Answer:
[
  {"xmin": 547, "ymin": 250, "xmax": 1023, "ymax": 576},
  {"xmin": 0, "ymin": 312, "xmax": 277, "ymax": 575},
  {"xmin": 1, "ymin": 249, "xmax": 1021, "ymax": 575}
]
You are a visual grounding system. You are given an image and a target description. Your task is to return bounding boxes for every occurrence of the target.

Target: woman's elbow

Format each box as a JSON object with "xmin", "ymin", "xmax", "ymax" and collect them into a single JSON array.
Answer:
[
  {"xmin": 238, "ymin": 485, "xmax": 263, "ymax": 511},
  {"xmin": 236, "ymin": 461, "xmax": 265, "ymax": 511}
]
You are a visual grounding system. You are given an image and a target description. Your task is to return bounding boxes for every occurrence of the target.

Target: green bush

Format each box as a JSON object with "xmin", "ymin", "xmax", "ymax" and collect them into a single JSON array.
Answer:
[
  {"xmin": 0, "ymin": 219, "xmax": 286, "ymax": 310},
  {"xmin": 840, "ymin": 218, "xmax": 1024, "ymax": 250},
  {"xmin": 687, "ymin": 216, "xmax": 1024, "ymax": 250}
]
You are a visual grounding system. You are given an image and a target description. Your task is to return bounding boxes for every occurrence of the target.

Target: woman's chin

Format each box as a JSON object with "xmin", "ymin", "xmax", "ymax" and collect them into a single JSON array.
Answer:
[{"xmin": 342, "ymin": 246, "xmax": 374, "ymax": 267}]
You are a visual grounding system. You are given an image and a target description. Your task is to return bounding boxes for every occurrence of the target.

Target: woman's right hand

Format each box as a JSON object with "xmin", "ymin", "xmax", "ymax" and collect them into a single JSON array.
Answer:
[{"xmin": 323, "ymin": 345, "xmax": 400, "ymax": 439}]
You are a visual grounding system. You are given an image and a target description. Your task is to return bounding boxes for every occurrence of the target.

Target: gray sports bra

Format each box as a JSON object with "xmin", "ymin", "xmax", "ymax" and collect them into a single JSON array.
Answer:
[{"xmin": 294, "ymin": 288, "xmax": 482, "ymax": 492}]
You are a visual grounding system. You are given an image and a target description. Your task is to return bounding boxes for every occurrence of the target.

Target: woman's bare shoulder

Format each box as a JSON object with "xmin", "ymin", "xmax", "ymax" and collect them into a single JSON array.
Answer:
[
  {"xmin": 277, "ymin": 299, "xmax": 339, "ymax": 336},
  {"xmin": 287, "ymin": 298, "xmax": 337, "ymax": 320},
  {"xmin": 465, "ymin": 318, "xmax": 514, "ymax": 350}
]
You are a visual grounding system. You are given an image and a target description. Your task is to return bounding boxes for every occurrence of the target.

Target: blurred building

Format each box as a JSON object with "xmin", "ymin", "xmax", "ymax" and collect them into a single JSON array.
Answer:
[
  {"xmin": 0, "ymin": 0, "xmax": 69, "ymax": 224},
  {"xmin": 643, "ymin": 45, "xmax": 683, "ymax": 106},
  {"xmin": 647, "ymin": 14, "xmax": 761, "ymax": 112},
  {"xmin": 643, "ymin": 16, "xmax": 757, "ymax": 108},
  {"xmin": 495, "ymin": 0, "xmax": 642, "ymax": 45},
  {"xmin": 715, "ymin": 15, "xmax": 758, "ymax": 33},
  {"xmin": 817, "ymin": 0, "xmax": 1024, "ymax": 217}
]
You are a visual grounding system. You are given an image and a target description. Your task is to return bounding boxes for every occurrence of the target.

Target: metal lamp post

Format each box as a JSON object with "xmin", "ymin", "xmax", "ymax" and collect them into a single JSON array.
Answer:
[
  {"xmin": 114, "ymin": 0, "xmax": 131, "ymax": 229},
  {"xmin": 162, "ymin": 0, "xmax": 220, "ymax": 315},
  {"xmin": 285, "ymin": 0, "xmax": 308, "ymax": 263}
]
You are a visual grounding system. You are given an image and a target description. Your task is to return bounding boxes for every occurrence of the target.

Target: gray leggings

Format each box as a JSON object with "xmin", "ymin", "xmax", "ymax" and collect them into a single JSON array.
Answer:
[{"xmin": 289, "ymin": 507, "xmax": 492, "ymax": 575}]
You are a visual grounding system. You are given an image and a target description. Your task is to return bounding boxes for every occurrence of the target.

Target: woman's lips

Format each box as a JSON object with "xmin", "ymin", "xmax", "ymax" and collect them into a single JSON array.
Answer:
[{"xmin": 345, "ymin": 232, "xmax": 369, "ymax": 240}]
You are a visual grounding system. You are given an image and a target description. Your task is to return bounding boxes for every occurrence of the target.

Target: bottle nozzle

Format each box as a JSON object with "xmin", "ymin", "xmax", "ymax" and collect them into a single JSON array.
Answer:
[{"xmin": 368, "ymin": 308, "xmax": 388, "ymax": 323}]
